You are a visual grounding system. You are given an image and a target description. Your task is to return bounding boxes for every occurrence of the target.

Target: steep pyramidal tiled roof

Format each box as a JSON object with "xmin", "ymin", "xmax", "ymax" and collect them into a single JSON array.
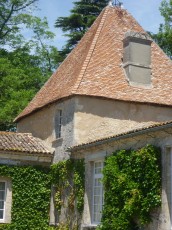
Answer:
[
  {"xmin": 15, "ymin": 6, "xmax": 172, "ymax": 122},
  {"xmin": 0, "ymin": 132, "xmax": 52, "ymax": 155}
]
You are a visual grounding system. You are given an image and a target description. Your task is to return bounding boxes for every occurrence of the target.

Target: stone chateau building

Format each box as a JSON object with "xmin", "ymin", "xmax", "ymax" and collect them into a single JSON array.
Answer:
[{"xmin": 0, "ymin": 3, "xmax": 172, "ymax": 230}]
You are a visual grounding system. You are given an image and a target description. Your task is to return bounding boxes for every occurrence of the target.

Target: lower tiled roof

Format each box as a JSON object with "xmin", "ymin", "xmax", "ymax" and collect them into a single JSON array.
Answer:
[{"xmin": 0, "ymin": 132, "xmax": 52, "ymax": 155}]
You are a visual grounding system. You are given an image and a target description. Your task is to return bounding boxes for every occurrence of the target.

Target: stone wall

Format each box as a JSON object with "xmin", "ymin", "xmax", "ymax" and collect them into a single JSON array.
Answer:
[{"xmin": 17, "ymin": 98, "xmax": 76, "ymax": 163}]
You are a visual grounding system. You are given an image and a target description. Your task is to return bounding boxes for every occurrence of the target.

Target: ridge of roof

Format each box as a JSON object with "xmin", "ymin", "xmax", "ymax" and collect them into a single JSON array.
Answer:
[
  {"xmin": 0, "ymin": 132, "xmax": 52, "ymax": 155},
  {"xmin": 68, "ymin": 120, "xmax": 172, "ymax": 152},
  {"xmin": 15, "ymin": 6, "xmax": 172, "ymax": 122},
  {"xmin": 14, "ymin": 7, "xmax": 106, "ymax": 122},
  {"xmin": 71, "ymin": 6, "xmax": 109, "ymax": 94}
]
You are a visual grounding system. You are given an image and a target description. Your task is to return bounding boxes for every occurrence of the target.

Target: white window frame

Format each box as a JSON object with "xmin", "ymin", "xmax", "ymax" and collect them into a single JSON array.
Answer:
[
  {"xmin": 92, "ymin": 161, "xmax": 104, "ymax": 224},
  {"xmin": 169, "ymin": 147, "xmax": 172, "ymax": 230},
  {"xmin": 0, "ymin": 181, "xmax": 6, "ymax": 222},
  {"xmin": 0, "ymin": 178, "xmax": 12, "ymax": 224},
  {"xmin": 164, "ymin": 146, "xmax": 172, "ymax": 230}
]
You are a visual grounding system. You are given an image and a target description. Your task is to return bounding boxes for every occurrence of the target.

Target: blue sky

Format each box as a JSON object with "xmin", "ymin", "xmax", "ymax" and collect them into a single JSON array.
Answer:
[{"xmin": 36, "ymin": 0, "xmax": 164, "ymax": 50}]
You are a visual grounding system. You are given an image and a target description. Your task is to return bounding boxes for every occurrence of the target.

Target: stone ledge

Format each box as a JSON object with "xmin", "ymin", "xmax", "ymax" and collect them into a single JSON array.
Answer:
[
  {"xmin": 82, "ymin": 225, "xmax": 97, "ymax": 230},
  {"xmin": 52, "ymin": 138, "xmax": 63, "ymax": 147}
]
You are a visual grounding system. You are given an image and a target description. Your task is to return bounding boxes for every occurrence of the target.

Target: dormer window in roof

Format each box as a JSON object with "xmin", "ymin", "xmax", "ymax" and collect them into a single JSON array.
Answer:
[{"xmin": 123, "ymin": 31, "xmax": 153, "ymax": 87}]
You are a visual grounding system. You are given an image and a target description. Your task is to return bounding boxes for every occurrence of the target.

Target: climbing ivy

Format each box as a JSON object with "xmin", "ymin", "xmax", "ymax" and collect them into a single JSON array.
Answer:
[
  {"xmin": 0, "ymin": 165, "xmax": 51, "ymax": 230},
  {"xmin": 51, "ymin": 159, "xmax": 85, "ymax": 230},
  {"xmin": 0, "ymin": 145, "xmax": 160, "ymax": 230},
  {"xmin": 0, "ymin": 159, "xmax": 85, "ymax": 230},
  {"xmin": 98, "ymin": 145, "xmax": 161, "ymax": 230}
]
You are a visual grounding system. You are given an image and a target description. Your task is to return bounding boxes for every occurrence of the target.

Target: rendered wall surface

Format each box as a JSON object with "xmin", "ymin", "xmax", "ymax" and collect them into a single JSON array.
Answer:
[
  {"xmin": 74, "ymin": 96, "xmax": 172, "ymax": 145},
  {"xmin": 18, "ymin": 95, "xmax": 172, "ymax": 158},
  {"xmin": 17, "ymin": 105, "xmax": 56, "ymax": 144}
]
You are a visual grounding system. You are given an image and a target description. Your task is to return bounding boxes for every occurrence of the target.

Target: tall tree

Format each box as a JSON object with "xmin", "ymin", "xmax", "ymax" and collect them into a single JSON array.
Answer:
[
  {"xmin": 27, "ymin": 16, "xmax": 63, "ymax": 74},
  {"xmin": 0, "ymin": 1, "xmax": 62, "ymax": 130},
  {"xmin": 0, "ymin": 0, "xmax": 38, "ymax": 47},
  {"xmin": 0, "ymin": 47, "xmax": 43, "ymax": 130},
  {"xmin": 151, "ymin": 0, "xmax": 172, "ymax": 58},
  {"xmin": 55, "ymin": 0, "xmax": 109, "ymax": 56},
  {"xmin": 0, "ymin": 45, "xmax": 62, "ymax": 131},
  {"xmin": 0, "ymin": 0, "xmax": 62, "ymax": 68}
]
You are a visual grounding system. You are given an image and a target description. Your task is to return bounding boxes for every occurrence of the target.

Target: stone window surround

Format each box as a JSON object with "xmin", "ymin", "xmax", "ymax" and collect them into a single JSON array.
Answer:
[
  {"xmin": 92, "ymin": 161, "xmax": 104, "ymax": 224},
  {"xmin": 55, "ymin": 109, "xmax": 63, "ymax": 139},
  {"xmin": 0, "ymin": 181, "xmax": 6, "ymax": 221},
  {"xmin": 0, "ymin": 177, "xmax": 12, "ymax": 224},
  {"xmin": 164, "ymin": 146, "xmax": 172, "ymax": 230},
  {"xmin": 82, "ymin": 151, "xmax": 106, "ymax": 230}
]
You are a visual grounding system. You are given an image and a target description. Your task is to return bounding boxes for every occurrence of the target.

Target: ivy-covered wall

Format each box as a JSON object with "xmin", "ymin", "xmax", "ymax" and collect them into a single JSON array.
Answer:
[
  {"xmin": 0, "ymin": 145, "xmax": 161, "ymax": 230},
  {"xmin": 51, "ymin": 159, "xmax": 85, "ymax": 230},
  {"xmin": 98, "ymin": 145, "xmax": 161, "ymax": 230},
  {"xmin": 0, "ymin": 165, "xmax": 51, "ymax": 230},
  {"xmin": 0, "ymin": 159, "xmax": 85, "ymax": 230}
]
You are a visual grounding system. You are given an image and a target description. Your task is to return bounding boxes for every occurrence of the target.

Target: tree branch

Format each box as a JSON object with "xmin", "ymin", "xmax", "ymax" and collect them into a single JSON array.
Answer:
[
  {"xmin": 0, "ymin": 0, "xmax": 37, "ymax": 41},
  {"xmin": 0, "ymin": 12, "xmax": 6, "ymax": 20},
  {"xmin": 0, "ymin": 27, "xmax": 13, "ymax": 39},
  {"xmin": 13, "ymin": 0, "xmax": 38, "ymax": 12},
  {"xmin": 0, "ymin": 3, "xmax": 15, "ymax": 38},
  {"xmin": 36, "ymin": 33, "xmax": 52, "ymax": 72}
]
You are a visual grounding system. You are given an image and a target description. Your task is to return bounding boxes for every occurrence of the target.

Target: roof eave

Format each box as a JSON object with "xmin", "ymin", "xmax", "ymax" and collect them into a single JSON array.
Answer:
[
  {"xmin": 15, "ymin": 94, "xmax": 172, "ymax": 123},
  {"xmin": 0, "ymin": 149, "xmax": 53, "ymax": 156},
  {"xmin": 0, "ymin": 150, "xmax": 53, "ymax": 165}
]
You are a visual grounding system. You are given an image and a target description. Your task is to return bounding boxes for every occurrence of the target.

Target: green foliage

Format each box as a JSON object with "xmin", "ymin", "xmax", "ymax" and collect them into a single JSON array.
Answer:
[
  {"xmin": 98, "ymin": 145, "xmax": 161, "ymax": 230},
  {"xmin": 0, "ymin": 1, "xmax": 63, "ymax": 131},
  {"xmin": 26, "ymin": 16, "xmax": 62, "ymax": 73},
  {"xmin": 0, "ymin": 0, "xmax": 62, "ymax": 69},
  {"xmin": 0, "ymin": 0, "xmax": 38, "ymax": 47},
  {"xmin": 0, "ymin": 48, "xmax": 49, "ymax": 130},
  {"xmin": 0, "ymin": 160, "xmax": 85, "ymax": 229},
  {"xmin": 151, "ymin": 0, "xmax": 172, "ymax": 58},
  {"xmin": 51, "ymin": 159, "xmax": 85, "ymax": 230},
  {"xmin": 55, "ymin": 0, "xmax": 108, "ymax": 55},
  {"xmin": 0, "ymin": 165, "xmax": 51, "ymax": 230}
]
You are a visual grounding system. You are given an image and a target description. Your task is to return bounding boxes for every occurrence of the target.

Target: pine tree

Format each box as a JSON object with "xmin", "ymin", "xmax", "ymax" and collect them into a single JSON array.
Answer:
[{"xmin": 55, "ymin": 0, "xmax": 109, "ymax": 56}]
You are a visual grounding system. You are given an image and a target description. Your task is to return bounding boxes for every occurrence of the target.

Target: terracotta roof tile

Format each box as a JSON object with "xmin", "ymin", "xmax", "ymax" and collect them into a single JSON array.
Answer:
[
  {"xmin": 0, "ymin": 132, "xmax": 52, "ymax": 155},
  {"xmin": 15, "ymin": 6, "xmax": 172, "ymax": 122}
]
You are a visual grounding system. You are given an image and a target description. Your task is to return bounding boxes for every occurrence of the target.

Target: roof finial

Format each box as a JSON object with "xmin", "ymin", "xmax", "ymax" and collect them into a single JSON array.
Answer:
[
  {"xmin": 114, "ymin": 0, "xmax": 123, "ymax": 8},
  {"xmin": 108, "ymin": 0, "xmax": 123, "ymax": 8},
  {"xmin": 108, "ymin": 0, "xmax": 113, "ymax": 6}
]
